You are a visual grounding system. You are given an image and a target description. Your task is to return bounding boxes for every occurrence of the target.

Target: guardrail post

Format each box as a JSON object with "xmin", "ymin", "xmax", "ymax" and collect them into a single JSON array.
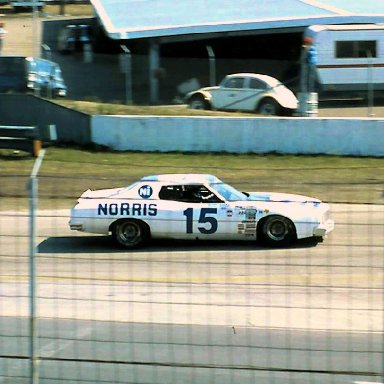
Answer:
[{"xmin": 28, "ymin": 149, "xmax": 45, "ymax": 384}]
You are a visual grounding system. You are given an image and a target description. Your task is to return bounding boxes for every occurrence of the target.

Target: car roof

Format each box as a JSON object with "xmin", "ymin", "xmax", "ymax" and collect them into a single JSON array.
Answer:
[
  {"xmin": 225, "ymin": 73, "xmax": 280, "ymax": 85},
  {"xmin": 140, "ymin": 174, "xmax": 222, "ymax": 184}
]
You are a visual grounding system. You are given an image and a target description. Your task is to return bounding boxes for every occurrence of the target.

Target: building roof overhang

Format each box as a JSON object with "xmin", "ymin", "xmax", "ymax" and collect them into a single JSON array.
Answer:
[{"xmin": 91, "ymin": 0, "xmax": 384, "ymax": 41}]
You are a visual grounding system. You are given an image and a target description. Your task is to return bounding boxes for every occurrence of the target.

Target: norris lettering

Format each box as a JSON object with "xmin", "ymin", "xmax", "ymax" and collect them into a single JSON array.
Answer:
[{"xmin": 98, "ymin": 203, "xmax": 157, "ymax": 216}]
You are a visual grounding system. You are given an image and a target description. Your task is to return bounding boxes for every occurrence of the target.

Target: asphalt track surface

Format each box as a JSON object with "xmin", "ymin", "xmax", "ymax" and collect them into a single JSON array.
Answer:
[{"xmin": 0, "ymin": 204, "xmax": 383, "ymax": 383}]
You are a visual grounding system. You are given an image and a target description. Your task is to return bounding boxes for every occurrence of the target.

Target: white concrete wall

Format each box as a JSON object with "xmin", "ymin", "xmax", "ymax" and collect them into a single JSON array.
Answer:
[{"xmin": 91, "ymin": 115, "xmax": 384, "ymax": 156}]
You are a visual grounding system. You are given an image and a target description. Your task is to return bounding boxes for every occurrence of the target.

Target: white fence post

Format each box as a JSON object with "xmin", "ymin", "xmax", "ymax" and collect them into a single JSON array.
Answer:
[{"xmin": 28, "ymin": 149, "xmax": 45, "ymax": 384}]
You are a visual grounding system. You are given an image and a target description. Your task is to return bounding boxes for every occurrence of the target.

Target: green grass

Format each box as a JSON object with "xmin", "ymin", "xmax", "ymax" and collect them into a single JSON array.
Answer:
[
  {"xmin": 0, "ymin": 148, "xmax": 383, "ymax": 209},
  {"xmin": 53, "ymin": 100, "xmax": 256, "ymax": 117}
]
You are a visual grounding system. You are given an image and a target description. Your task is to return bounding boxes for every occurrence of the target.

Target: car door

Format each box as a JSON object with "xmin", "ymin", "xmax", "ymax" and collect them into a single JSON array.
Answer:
[
  {"xmin": 211, "ymin": 76, "xmax": 266, "ymax": 111},
  {"xmin": 211, "ymin": 76, "xmax": 248, "ymax": 110},
  {"xmin": 156, "ymin": 184, "xmax": 235, "ymax": 240},
  {"xmin": 243, "ymin": 77, "xmax": 268, "ymax": 110}
]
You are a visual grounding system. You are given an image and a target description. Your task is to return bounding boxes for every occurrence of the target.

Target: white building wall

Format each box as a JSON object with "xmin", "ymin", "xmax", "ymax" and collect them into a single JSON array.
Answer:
[{"xmin": 91, "ymin": 115, "xmax": 384, "ymax": 157}]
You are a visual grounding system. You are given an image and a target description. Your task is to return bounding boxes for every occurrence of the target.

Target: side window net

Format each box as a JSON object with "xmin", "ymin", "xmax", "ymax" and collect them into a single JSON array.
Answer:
[{"xmin": 159, "ymin": 185, "xmax": 221, "ymax": 203}]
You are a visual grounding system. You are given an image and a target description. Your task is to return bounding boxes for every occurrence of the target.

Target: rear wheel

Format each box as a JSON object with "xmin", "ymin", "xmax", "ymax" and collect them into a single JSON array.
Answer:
[
  {"xmin": 257, "ymin": 98, "xmax": 279, "ymax": 115},
  {"xmin": 189, "ymin": 95, "xmax": 210, "ymax": 110},
  {"xmin": 112, "ymin": 219, "xmax": 149, "ymax": 248},
  {"xmin": 259, "ymin": 215, "xmax": 296, "ymax": 246}
]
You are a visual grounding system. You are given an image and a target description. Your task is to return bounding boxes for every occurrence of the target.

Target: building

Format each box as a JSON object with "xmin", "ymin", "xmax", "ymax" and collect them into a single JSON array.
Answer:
[{"xmin": 44, "ymin": 0, "xmax": 384, "ymax": 103}]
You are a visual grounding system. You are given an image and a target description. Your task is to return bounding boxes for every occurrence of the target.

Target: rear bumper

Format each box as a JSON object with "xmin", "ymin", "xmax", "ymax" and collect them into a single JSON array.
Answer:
[
  {"xmin": 69, "ymin": 217, "xmax": 83, "ymax": 231},
  {"xmin": 69, "ymin": 224, "xmax": 83, "ymax": 231},
  {"xmin": 313, "ymin": 219, "xmax": 335, "ymax": 237}
]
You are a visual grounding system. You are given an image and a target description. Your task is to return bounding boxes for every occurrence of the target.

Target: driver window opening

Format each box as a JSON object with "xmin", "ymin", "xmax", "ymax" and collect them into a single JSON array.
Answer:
[{"xmin": 159, "ymin": 185, "xmax": 221, "ymax": 203}]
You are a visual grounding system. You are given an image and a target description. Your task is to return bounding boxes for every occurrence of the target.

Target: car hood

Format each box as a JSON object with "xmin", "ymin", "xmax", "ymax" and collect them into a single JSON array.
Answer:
[
  {"xmin": 246, "ymin": 192, "xmax": 321, "ymax": 204},
  {"xmin": 188, "ymin": 86, "xmax": 219, "ymax": 95}
]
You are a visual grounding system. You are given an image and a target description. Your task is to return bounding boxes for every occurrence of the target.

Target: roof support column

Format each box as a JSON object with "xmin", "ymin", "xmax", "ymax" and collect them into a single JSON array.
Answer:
[{"xmin": 149, "ymin": 40, "xmax": 160, "ymax": 104}]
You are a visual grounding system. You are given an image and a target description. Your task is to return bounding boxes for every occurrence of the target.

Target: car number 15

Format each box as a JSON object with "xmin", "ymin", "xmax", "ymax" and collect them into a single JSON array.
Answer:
[{"xmin": 183, "ymin": 208, "xmax": 218, "ymax": 234}]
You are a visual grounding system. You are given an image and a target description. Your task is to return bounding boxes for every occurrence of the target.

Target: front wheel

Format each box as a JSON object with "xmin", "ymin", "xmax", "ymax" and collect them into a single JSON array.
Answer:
[
  {"xmin": 112, "ymin": 219, "xmax": 149, "ymax": 248},
  {"xmin": 259, "ymin": 215, "xmax": 296, "ymax": 247},
  {"xmin": 257, "ymin": 98, "xmax": 279, "ymax": 115}
]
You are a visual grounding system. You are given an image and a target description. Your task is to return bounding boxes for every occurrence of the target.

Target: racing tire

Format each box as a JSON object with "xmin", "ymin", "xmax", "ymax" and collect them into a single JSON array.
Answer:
[
  {"xmin": 259, "ymin": 215, "xmax": 296, "ymax": 247},
  {"xmin": 189, "ymin": 95, "xmax": 210, "ymax": 110},
  {"xmin": 112, "ymin": 219, "xmax": 149, "ymax": 249},
  {"xmin": 257, "ymin": 98, "xmax": 279, "ymax": 116}
]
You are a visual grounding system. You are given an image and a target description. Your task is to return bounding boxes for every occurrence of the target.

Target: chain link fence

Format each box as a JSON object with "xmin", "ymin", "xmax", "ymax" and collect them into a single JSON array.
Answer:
[{"xmin": 0, "ymin": 153, "xmax": 383, "ymax": 384}]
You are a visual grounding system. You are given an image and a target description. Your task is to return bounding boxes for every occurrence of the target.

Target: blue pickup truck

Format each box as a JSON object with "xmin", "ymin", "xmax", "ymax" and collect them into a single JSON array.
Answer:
[{"xmin": 0, "ymin": 55, "xmax": 67, "ymax": 97}]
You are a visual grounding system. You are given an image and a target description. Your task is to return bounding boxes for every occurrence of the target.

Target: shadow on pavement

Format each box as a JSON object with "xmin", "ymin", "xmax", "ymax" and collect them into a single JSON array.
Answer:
[{"xmin": 38, "ymin": 235, "xmax": 320, "ymax": 254}]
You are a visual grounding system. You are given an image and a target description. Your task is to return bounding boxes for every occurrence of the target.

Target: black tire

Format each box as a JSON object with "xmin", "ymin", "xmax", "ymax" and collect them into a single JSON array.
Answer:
[
  {"xmin": 259, "ymin": 215, "xmax": 296, "ymax": 247},
  {"xmin": 189, "ymin": 95, "xmax": 210, "ymax": 110},
  {"xmin": 257, "ymin": 98, "xmax": 279, "ymax": 115},
  {"xmin": 112, "ymin": 219, "xmax": 149, "ymax": 249}
]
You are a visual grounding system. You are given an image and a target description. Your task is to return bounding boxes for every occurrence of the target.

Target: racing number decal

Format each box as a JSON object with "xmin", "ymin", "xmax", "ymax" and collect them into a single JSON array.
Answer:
[{"xmin": 183, "ymin": 208, "xmax": 218, "ymax": 235}]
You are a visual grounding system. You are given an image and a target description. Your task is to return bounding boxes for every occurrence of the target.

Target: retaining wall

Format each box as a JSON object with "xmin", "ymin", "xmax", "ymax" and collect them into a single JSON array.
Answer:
[
  {"xmin": 0, "ymin": 95, "xmax": 91, "ymax": 144},
  {"xmin": 91, "ymin": 115, "xmax": 384, "ymax": 156}
]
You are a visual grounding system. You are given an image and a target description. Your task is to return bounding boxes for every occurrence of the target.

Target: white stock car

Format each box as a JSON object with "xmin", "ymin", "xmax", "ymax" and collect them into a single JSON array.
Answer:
[
  {"xmin": 185, "ymin": 73, "xmax": 298, "ymax": 116},
  {"xmin": 69, "ymin": 174, "xmax": 334, "ymax": 248}
]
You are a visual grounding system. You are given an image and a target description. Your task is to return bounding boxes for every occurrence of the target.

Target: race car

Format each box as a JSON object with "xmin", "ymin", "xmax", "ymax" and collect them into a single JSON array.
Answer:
[{"xmin": 69, "ymin": 174, "xmax": 334, "ymax": 248}]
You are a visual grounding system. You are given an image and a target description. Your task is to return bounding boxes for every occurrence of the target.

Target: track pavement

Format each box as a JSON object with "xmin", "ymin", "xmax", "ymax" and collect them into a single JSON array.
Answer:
[{"xmin": 0, "ymin": 204, "xmax": 383, "ymax": 383}]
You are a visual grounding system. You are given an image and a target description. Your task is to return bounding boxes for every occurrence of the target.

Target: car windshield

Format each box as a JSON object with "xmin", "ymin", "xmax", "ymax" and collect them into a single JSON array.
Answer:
[{"xmin": 210, "ymin": 182, "xmax": 248, "ymax": 201}]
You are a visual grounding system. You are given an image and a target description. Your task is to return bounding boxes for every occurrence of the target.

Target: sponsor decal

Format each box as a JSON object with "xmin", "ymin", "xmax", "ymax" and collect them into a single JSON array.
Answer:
[
  {"xmin": 246, "ymin": 209, "xmax": 257, "ymax": 220},
  {"xmin": 138, "ymin": 185, "xmax": 153, "ymax": 199},
  {"xmin": 98, "ymin": 203, "xmax": 157, "ymax": 216}
]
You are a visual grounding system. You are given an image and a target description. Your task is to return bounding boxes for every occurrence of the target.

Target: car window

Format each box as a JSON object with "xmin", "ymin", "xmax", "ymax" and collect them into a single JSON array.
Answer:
[
  {"xmin": 248, "ymin": 78, "xmax": 267, "ymax": 90},
  {"xmin": 159, "ymin": 185, "xmax": 221, "ymax": 203},
  {"xmin": 159, "ymin": 185, "xmax": 184, "ymax": 201},
  {"xmin": 222, "ymin": 77, "xmax": 244, "ymax": 89}
]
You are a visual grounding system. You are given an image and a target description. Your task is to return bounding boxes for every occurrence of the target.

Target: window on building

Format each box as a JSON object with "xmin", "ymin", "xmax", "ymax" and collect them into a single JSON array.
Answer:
[{"xmin": 335, "ymin": 40, "xmax": 377, "ymax": 58}]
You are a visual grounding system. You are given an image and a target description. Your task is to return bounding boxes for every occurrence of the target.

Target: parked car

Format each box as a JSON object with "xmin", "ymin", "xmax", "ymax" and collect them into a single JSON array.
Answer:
[
  {"xmin": 0, "ymin": 55, "xmax": 67, "ymax": 97},
  {"xmin": 69, "ymin": 174, "xmax": 334, "ymax": 249},
  {"xmin": 185, "ymin": 73, "xmax": 298, "ymax": 115},
  {"xmin": 57, "ymin": 24, "xmax": 92, "ymax": 53}
]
